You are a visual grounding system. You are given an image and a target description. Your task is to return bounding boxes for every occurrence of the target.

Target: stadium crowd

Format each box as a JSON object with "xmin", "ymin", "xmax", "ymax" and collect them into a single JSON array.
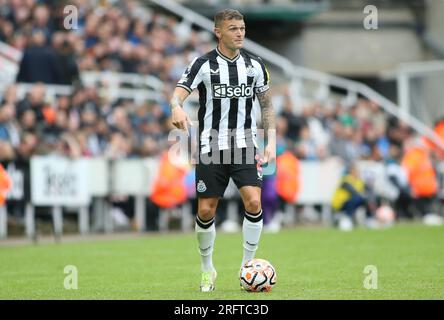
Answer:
[
  {"xmin": 1, "ymin": 0, "xmax": 443, "ymax": 232},
  {"xmin": 0, "ymin": 0, "xmax": 209, "ymax": 160}
]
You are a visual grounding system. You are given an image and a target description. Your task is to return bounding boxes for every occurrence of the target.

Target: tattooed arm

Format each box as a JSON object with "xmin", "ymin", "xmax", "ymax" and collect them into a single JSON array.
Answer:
[
  {"xmin": 170, "ymin": 86, "xmax": 192, "ymax": 136},
  {"xmin": 257, "ymin": 90, "xmax": 276, "ymax": 164}
]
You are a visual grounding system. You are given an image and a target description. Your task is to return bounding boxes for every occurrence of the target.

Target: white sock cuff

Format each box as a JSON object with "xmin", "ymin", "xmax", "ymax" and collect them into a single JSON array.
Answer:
[
  {"xmin": 196, "ymin": 215, "xmax": 215, "ymax": 229},
  {"xmin": 244, "ymin": 209, "xmax": 263, "ymax": 223},
  {"xmin": 195, "ymin": 220, "xmax": 215, "ymax": 233}
]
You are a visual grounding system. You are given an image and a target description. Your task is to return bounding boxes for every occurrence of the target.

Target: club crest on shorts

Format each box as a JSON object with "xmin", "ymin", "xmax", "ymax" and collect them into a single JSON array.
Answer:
[
  {"xmin": 197, "ymin": 180, "xmax": 207, "ymax": 193},
  {"xmin": 256, "ymin": 163, "xmax": 263, "ymax": 180},
  {"xmin": 257, "ymin": 170, "xmax": 263, "ymax": 180}
]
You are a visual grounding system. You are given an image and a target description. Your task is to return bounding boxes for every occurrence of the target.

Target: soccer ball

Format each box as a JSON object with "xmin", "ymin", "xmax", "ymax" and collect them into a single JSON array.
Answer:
[
  {"xmin": 375, "ymin": 205, "xmax": 396, "ymax": 226},
  {"xmin": 239, "ymin": 258, "xmax": 277, "ymax": 292}
]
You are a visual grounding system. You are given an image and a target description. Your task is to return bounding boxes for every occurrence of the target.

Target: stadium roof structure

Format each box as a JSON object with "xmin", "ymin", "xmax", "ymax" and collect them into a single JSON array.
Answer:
[{"xmin": 178, "ymin": 0, "xmax": 330, "ymax": 22}]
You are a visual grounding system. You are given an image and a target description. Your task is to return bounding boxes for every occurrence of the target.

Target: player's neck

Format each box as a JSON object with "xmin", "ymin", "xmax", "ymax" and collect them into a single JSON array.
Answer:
[{"xmin": 217, "ymin": 44, "xmax": 239, "ymax": 60}]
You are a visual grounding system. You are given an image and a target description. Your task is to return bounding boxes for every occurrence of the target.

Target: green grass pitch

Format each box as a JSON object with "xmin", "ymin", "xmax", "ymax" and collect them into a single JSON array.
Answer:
[{"xmin": 0, "ymin": 223, "xmax": 443, "ymax": 299}]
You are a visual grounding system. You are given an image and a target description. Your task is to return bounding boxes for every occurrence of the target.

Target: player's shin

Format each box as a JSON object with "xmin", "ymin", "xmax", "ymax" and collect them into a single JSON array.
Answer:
[
  {"xmin": 242, "ymin": 209, "xmax": 263, "ymax": 267},
  {"xmin": 195, "ymin": 215, "xmax": 216, "ymax": 272}
]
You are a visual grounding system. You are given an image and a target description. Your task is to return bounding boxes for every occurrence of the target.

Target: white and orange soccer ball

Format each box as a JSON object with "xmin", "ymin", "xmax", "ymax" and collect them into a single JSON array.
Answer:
[
  {"xmin": 375, "ymin": 205, "xmax": 396, "ymax": 226},
  {"xmin": 239, "ymin": 258, "xmax": 277, "ymax": 292}
]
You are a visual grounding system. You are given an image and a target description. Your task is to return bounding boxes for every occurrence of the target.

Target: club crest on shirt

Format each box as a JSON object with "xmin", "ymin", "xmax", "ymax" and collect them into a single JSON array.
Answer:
[
  {"xmin": 197, "ymin": 180, "xmax": 207, "ymax": 193},
  {"xmin": 246, "ymin": 65, "xmax": 257, "ymax": 77}
]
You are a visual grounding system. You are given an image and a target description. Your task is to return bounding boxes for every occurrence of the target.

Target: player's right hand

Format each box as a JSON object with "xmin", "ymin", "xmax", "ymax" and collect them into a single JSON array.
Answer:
[{"xmin": 172, "ymin": 106, "xmax": 192, "ymax": 137}]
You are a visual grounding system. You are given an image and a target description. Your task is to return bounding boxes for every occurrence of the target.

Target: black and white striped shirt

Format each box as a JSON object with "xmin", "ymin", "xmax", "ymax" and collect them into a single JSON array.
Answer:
[{"xmin": 176, "ymin": 47, "xmax": 270, "ymax": 154}]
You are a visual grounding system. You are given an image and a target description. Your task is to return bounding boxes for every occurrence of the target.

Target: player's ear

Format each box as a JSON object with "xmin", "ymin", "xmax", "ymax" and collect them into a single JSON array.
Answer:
[{"xmin": 214, "ymin": 27, "xmax": 221, "ymax": 40}]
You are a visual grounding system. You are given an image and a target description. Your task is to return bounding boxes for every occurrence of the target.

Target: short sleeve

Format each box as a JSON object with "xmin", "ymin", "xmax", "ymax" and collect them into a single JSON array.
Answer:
[
  {"xmin": 254, "ymin": 57, "xmax": 270, "ymax": 94},
  {"xmin": 176, "ymin": 57, "xmax": 205, "ymax": 93}
]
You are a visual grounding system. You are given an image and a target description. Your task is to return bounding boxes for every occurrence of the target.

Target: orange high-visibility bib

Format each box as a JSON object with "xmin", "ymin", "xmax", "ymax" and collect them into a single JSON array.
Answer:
[
  {"xmin": 402, "ymin": 146, "xmax": 438, "ymax": 197},
  {"xmin": 150, "ymin": 153, "xmax": 188, "ymax": 208},
  {"xmin": 423, "ymin": 120, "xmax": 444, "ymax": 158},
  {"xmin": 0, "ymin": 164, "xmax": 12, "ymax": 205},
  {"xmin": 276, "ymin": 151, "xmax": 300, "ymax": 203}
]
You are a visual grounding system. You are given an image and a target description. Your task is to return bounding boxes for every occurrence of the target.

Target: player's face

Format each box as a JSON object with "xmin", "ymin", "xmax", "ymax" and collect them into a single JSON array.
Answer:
[{"xmin": 215, "ymin": 19, "xmax": 245, "ymax": 51}]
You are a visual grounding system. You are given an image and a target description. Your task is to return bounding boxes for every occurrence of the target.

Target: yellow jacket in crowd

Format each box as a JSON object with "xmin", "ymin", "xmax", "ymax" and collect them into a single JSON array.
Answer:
[{"xmin": 331, "ymin": 173, "xmax": 365, "ymax": 211}]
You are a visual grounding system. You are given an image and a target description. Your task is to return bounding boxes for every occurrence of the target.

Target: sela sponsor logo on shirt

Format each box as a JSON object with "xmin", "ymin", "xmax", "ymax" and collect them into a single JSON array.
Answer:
[
  {"xmin": 197, "ymin": 180, "xmax": 207, "ymax": 193},
  {"xmin": 212, "ymin": 83, "xmax": 253, "ymax": 99}
]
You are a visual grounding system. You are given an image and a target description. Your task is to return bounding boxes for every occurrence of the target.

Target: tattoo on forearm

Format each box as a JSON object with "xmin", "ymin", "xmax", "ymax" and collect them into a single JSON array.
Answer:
[
  {"xmin": 170, "ymin": 95, "xmax": 183, "ymax": 110},
  {"xmin": 257, "ymin": 91, "xmax": 276, "ymax": 140}
]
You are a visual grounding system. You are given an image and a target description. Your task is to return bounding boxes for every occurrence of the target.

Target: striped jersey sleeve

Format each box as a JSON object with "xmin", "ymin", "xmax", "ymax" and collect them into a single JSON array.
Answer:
[
  {"xmin": 254, "ymin": 57, "xmax": 270, "ymax": 94},
  {"xmin": 176, "ymin": 57, "xmax": 206, "ymax": 93}
]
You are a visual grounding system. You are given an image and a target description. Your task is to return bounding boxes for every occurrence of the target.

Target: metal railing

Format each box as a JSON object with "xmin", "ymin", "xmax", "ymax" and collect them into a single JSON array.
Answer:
[
  {"xmin": 4, "ymin": 82, "xmax": 164, "ymax": 105},
  {"xmin": 0, "ymin": 41, "xmax": 166, "ymax": 104},
  {"xmin": 149, "ymin": 0, "xmax": 444, "ymax": 151},
  {"xmin": 396, "ymin": 60, "xmax": 444, "ymax": 115},
  {"xmin": 81, "ymin": 71, "xmax": 164, "ymax": 91}
]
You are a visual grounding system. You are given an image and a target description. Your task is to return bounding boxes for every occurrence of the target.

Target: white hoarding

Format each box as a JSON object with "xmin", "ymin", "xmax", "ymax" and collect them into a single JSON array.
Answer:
[{"xmin": 31, "ymin": 156, "xmax": 91, "ymax": 206}]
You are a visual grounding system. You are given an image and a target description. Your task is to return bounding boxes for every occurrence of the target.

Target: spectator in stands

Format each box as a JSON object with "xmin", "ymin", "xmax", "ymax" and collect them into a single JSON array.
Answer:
[
  {"xmin": 303, "ymin": 103, "xmax": 329, "ymax": 158},
  {"xmin": 423, "ymin": 117, "xmax": 444, "ymax": 159},
  {"xmin": 364, "ymin": 125, "xmax": 390, "ymax": 160},
  {"xmin": 16, "ymin": 30, "xmax": 65, "ymax": 84},
  {"xmin": 401, "ymin": 138, "xmax": 440, "ymax": 223},
  {"xmin": 16, "ymin": 83, "xmax": 47, "ymax": 124},
  {"xmin": 18, "ymin": 109, "xmax": 37, "ymax": 133},
  {"xmin": 347, "ymin": 129, "xmax": 367, "ymax": 161},
  {"xmin": 329, "ymin": 120, "xmax": 351, "ymax": 161},
  {"xmin": 296, "ymin": 124, "xmax": 319, "ymax": 160},
  {"xmin": 1, "ymin": 85, "xmax": 18, "ymax": 106},
  {"xmin": 127, "ymin": 18, "xmax": 146, "ymax": 45},
  {"xmin": 109, "ymin": 105, "xmax": 133, "ymax": 137},
  {"xmin": 0, "ymin": 140, "xmax": 15, "ymax": 161},
  {"xmin": 5, "ymin": 1, "xmax": 31, "ymax": 30},
  {"xmin": 54, "ymin": 132, "xmax": 82, "ymax": 158},
  {"xmin": 0, "ymin": 17, "xmax": 14, "ymax": 42},
  {"xmin": 387, "ymin": 117, "xmax": 414, "ymax": 147},
  {"xmin": 150, "ymin": 148, "xmax": 189, "ymax": 211},
  {"xmin": 32, "ymin": 4, "xmax": 54, "ymax": 42},
  {"xmin": 54, "ymin": 36, "xmax": 81, "ymax": 85},
  {"xmin": 42, "ymin": 108, "xmax": 68, "ymax": 145},
  {"xmin": 279, "ymin": 93, "xmax": 306, "ymax": 143},
  {"xmin": 9, "ymin": 30, "xmax": 27, "ymax": 50},
  {"xmin": 259, "ymin": 117, "xmax": 288, "ymax": 232},
  {"xmin": 331, "ymin": 162, "xmax": 374, "ymax": 230},
  {"xmin": 104, "ymin": 130, "xmax": 131, "ymax": 159},
  {"xmin": 385, "ymin": 144, "xmax": 414, "ymax": 219},
  {"xmin": 118, "ymin": 41, "xmax": 139, "ymax": 73},
  {"xmin": 14, "ymin": 131, "xmax": 39, "ymax": 162},
  {"xmin": 93, "ymin": 118, "xmax": 111, "ymax": 155},
  {"xmin": 367, "ymin": 101, "xmax": 387, "ymax": 140},
  {"xmin": 0, "ymin": 163, "xmax": 12, "ymax": 207},
  {"xmin": 0, "ymin": 1, "xmax": 440, "ymax": 233},
  {"xmin": 0, "ymin": 102, "xmax": 20, "ymax": 148}
]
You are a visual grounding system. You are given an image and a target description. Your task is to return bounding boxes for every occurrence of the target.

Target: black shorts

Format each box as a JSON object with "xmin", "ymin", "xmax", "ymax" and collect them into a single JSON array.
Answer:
[{"xmin": 195, "ymin": 147, "xmax": 262, "ymax": 198}]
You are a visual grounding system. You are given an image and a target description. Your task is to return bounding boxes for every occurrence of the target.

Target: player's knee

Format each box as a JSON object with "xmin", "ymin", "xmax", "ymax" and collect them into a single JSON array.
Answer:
[
  {"xmin": 198, "ymin": 206, "xmax": 216, "ymax": 221},
  {"xmin": 244, "ymin": 198, "xmax": 261, "ymax": 214}
]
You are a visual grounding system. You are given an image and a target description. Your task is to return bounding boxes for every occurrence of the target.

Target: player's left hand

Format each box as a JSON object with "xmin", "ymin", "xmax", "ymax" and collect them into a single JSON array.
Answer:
[{"xmin": 262, "ymin": 144, "xmax": 276, "ymax": 166}]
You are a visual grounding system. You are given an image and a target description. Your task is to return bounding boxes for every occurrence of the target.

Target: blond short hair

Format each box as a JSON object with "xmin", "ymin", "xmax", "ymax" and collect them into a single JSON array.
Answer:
[{"xmin": 214, "ymin": 9, "xmax": 243, "ymax": 27}]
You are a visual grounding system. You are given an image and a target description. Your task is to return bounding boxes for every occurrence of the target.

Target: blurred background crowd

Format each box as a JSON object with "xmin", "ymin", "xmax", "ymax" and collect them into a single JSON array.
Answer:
[{"xmin": 1, "ymin": 0, "xmax": 444, "ymax": 235}]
